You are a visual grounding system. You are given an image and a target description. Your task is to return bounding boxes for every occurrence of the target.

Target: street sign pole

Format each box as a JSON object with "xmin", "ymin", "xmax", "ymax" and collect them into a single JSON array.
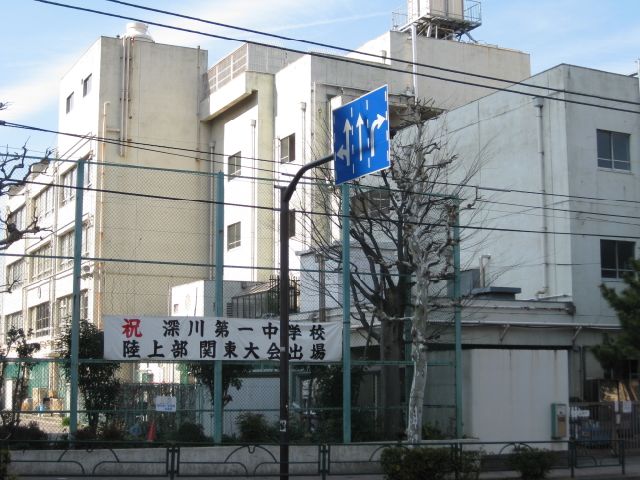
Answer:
[{"xmin": 279, "ymin": 153, "xmax": 333, "ymax": 480}]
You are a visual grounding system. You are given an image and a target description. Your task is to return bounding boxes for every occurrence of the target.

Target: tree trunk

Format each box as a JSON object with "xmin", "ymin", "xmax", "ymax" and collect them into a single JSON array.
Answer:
[
  {"xmin": 407, "ymin": 309, "xmax": 428, "ymax": 444},
  {"xmin": 380, "ymin": 318, "xmax": 405, "ymax": 439}
]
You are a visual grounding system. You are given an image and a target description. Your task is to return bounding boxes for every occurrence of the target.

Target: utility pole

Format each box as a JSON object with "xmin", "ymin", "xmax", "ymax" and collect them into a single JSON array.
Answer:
[{"xmin": 279, "ymin": 154, "xmax": 333, "ymax": 480}]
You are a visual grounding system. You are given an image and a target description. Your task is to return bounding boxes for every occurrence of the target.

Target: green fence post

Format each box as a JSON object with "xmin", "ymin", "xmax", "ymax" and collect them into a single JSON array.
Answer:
[
  {"xmin": 70, "ymin": 154, "xmax": 88, "ymax": 441},
  {"xmin": 453, "ymin": 203, "xmax": 462, "ymax": 438},
  {"xmin": 213, "ymin": 171, "xmax": 224, "ymax": 443},
  {"xmin": 341, "ymin": 183, "xmax": 351, "ymax": 443}
]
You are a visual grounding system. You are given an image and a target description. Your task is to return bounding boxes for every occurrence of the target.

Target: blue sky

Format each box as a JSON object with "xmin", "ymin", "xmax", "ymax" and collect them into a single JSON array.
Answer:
[{"xmin": 1, "ymin": 0, "xmax": 639, "ymax": 156}]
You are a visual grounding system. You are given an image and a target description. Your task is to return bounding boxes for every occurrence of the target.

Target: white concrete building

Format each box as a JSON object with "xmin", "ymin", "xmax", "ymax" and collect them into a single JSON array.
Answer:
[
  {"xmin": 2, "ymin": 23, "xmax": 210, "ymax": 365},
  {"xmin": 431, "ymin": 64, "xmax": 640, "ymax": 399}
]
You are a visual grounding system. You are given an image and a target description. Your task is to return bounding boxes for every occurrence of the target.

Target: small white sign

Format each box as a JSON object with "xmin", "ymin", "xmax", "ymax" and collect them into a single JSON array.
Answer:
[{"xmin": 155, "ymin": 395, "xmax": 177, "ymax": 412}]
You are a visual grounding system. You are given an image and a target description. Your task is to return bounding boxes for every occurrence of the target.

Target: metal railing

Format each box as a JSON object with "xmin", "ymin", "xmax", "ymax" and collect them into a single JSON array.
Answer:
[{"xmin": 0, "ymin": 438, "xmax": 628, "ymax": 478}]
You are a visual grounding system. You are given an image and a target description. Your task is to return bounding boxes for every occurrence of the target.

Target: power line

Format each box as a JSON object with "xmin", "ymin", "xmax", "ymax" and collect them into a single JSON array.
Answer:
[
  {"xmin": 104, "ymin": 0, "xmax": 640, "ymax": 108},
  {"xmin": 5, "ymin": 120, "xmax": 640, "ymax": 210},
  {"xmin": 31, "ymin": 0, "xmax": 640, "ymax": 116},
  {"xmin": 16, "ymin": 177, "xmax": 639, "ymax": 241}
]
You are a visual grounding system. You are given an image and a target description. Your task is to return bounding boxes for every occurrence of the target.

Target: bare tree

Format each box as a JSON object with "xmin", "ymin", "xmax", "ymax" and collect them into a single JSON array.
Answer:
[
  {"xmin": 0, "ymin": 102, "xmax": 53, "ymax": 249},
  {"xmin": 301, "ymin": 101, "xmax": 481, "ymax": 441}
]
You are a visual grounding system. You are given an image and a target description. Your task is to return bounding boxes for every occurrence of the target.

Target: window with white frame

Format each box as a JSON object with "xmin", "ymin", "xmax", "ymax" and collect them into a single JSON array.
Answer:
[
  {"xmin": 30, "ymin": 303, "xmax": 51, "ymax": 337},
  {"xmin": 6, "ymin": 259, "xmax": 24, "ymax": 286},
  {"xmin": 601, "ymin": 239, "xmax": 635, "ymax": 279},
  {"xmin": 32, "ymin": 186, "xmax": 54, "ymax": 219},
  {"xmin": 58, "ymin": 225, "xmax": 90, "ymax": 269},
  {"xmin": 227, "ymin": 222, "xmax": 241, "ymax": 250},
  {"xmin": 4, "ymin": 312, "xmax": 24, "ymax": 335},
  {"xmin": 228, "ymin": 152, "xmax": 241, "ymax": 179},
  {"xmin": 280, "ymin": 134, "xmax": 295, "ymax": 163},
  {"xmin": 82, "ymin": 74, "xmax": 92, "ymax": 97},
  {"xmin": 57, "ymin": 291, "xmax": 89, "ymax": 326},
  {"xmin": 7, "ymin": 207, "xmax": 25, "ymax": 231},
  {"xmin": 66, "ymin": 92, "xmax": 74, "ymax": 114},
  {"xmin": 597, "ymin": 129, "xmax": 630, "ymax": 170},
  {"xmin": 60, "ymin": 168, "xmax": 76, "ymax": 205},
  {"xmin": 30, "ymin": 243, "xmax": 52, "ymax": 281},
  {"xmin": 350, "ymin": 188, "xmax": 392, "ymax": 219}
]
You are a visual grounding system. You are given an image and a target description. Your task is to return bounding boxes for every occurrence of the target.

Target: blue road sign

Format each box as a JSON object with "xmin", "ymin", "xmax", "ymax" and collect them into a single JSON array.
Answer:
[{"xmin": 333, "ymin": 85, "xmax": 390, "ymax": 185}]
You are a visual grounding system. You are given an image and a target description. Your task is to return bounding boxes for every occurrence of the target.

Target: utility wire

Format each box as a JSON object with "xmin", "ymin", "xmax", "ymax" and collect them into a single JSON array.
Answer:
[
  {"xmin": 5, "ymin": 120, "xmax": 640, "ymax": 208},
  {"xmin": 104, "ymin": 0, "xmax": 640, "ymax": 108},
  {"xmin": 18, "ymin": 177, "xmax": 640, "ymax": 240},
  {"xmin": 30, "ymin": 0, "xmax": 640, "ymax": 116}
]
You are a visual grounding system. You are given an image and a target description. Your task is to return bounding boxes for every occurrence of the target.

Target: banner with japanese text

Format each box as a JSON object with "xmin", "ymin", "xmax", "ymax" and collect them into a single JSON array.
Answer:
[{"xmin": 103, "ymin": 316, "xmax": 342, "ymax": 362}]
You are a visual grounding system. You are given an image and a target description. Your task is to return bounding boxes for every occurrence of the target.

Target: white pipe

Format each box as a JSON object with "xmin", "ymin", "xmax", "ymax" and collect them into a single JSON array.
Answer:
[
  {"xmin": 250, "ymin": 119, "xmax": 257, "ymax": 281},
  {"xmin": 411, "ymin": 24, "xmax": 419, "ymax": 102},
  {"xmin": 119, "ymin": 38, "xmax": 132, "ymax": 157},
  {"xmin": 534, "ymin": 97, "xmax": 549, "ymax": 297},
  {"xmin": 637, "ymin": 59, "xmax": 640, "ymax": 97},
  {"xmin": 479, "ymin": 254, "xmax": 491, "ymax": 288},
  {"xmin": 208, "ymin": 143, "xmax": 216, "ymax": 280},
  {"xmin": 96, "ymin": 101, "xmax": 110, "ymax": 327}
]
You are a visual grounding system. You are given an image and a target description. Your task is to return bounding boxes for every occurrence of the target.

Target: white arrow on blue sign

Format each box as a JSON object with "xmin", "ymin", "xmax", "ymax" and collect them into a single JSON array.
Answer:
[{"xmin": 332, "ymin": 85, "xmax": 390, "ymax": 185}]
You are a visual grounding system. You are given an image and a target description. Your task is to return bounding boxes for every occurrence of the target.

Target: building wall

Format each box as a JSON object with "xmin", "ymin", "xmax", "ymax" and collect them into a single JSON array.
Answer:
[
  {"xmin": 351, "ymin": 31, "xmax": 531, "ymax": 110},
  {"xmin": 433, "ymin": 65, "xmax": 640, "ymax": 326},
  {"xmin": 463, "ymin": 348, "xmax": 569, "ymax": 447}
]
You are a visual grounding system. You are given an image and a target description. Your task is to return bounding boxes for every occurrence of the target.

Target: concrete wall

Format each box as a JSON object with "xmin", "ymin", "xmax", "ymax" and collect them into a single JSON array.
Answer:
[
  {"xmin": 351, "ymin": 31, "xmax": 531, "ymax": 110},
  {"xmin": 432, "ymin": 65, "xmax": 640, "ymax": 325},
  {"xmin": 463, "ymin": 348, "xmax": 569, "ymax": 448}
]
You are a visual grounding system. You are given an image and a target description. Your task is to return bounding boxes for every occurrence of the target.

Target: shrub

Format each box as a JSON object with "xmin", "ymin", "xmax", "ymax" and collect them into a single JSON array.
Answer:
[
  {"xmin": 380, "ymin": 446, "xmax": 451, "ymax": 480},
  {"xmin": 508, "ymin": 447, "xmax": 554, "ymax": 480},
  {"xmin": 167, "ymin": 421, "xmax": 211, "ymax": 444},
  {"xmin": 236, "ymin": 413, "xmax": 278, "ymax": 444},
  {"xmin": 452, "ymin": 450, "xmax": 482, "ymax": 480},
  {"xmin": 99, "ymin": 421, "xmax": 126, "ymax": 442},
  {"xmin": 238, "ymin": 413, "xmax": 279, "ymax": 443},
  {"xmin": 0, "ymin": 422, "xmax": 48, "ymax": 449}
]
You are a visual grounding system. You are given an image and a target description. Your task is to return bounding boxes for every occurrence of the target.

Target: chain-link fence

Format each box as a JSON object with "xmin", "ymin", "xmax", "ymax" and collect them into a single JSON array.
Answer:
[{"xmin": 0, "ymin": 153, "xmax": 460, "ymax": 444}]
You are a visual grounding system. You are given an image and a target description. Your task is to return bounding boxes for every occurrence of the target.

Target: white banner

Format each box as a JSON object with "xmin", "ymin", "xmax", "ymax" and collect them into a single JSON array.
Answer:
[{"xmin": 103, "ymin": 316, "xmax": 342, "ymax": 362}]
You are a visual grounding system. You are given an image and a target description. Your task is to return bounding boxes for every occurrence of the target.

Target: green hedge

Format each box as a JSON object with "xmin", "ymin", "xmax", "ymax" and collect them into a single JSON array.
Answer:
[{"xmin": 380, "ymin": 446, "xmax": 481, "ymax": 480}]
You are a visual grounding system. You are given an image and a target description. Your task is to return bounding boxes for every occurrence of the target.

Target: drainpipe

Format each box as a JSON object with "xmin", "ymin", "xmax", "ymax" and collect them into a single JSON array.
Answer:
[
  {"xmin": 208, "ymin": 143, "xmax": 216, "ymax": 280},
  {"xmin": 411, "ymin": 24, "xmax": 419, "ymax": 102},
  {"xmin": 534, "ymin": 97, "xmax": 550, "ymax": 297},
  {"xmin": 250, "ymin": 119, "xmax": 257, "ymax": 281},
  {"xmin": 120, "ymin": 37, "xmax": 131, "ymax": 157}
]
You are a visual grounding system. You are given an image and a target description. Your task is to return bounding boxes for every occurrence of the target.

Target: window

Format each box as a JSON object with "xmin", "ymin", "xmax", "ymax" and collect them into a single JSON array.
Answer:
[
  {"xmin": 227, "ymin": 222, "xmax": 241, "ymax": 250},
  {"xmin": 57, "ymin": 291, "xmax": 89, "ymax": 326},
  {"xmin": 58, "ymin": 225, "xmax": 90, "ymax": 269},
  {"xmin": 597, "ymin": 129, "xmax": 630, "ymax": 170},
  {"xmin": 228, "ymin": 152, "xmax": 241, "ymax": 179},
  {"xmin": 66, "ymin": 92, "xmax": 74, "ymax": 114},
  {"xmin": 4, "ymin": 312, "xmax": 24, "ymax": 335},
  {"xmin": 32, "ymin": 186, "xmax": 54, "ymax": 219},
  {"xmin": 60, "ymin": 168, "xmax": 76, "ymax": 205},
  {"xmin": 350, "ymin": 189, "xmax": 392, "ymax": 219},
  {"xmin": 30, "ymin": 303, "xmax": 51, "ymax": 337},
  {"xmin": 280, "ymin": 134, "xmax": 295, "ymax": 163},
  {"xmin": 82, "ymin": 74, "xmax": 92, "ymax": 97},
  {"xmin": 601, "ymin": 239, "xmax": 635, "ymax": 279},
  {"xmin": 6, "ymin": 260, "xmax": 24, "ymax": 286},
  {"xmin": 7, "ymin": 207, "xmax": 25, "ymax": 230},
  {"xmin": 30, "ymin": 243, "xmax": 52, "ymax": 281}
]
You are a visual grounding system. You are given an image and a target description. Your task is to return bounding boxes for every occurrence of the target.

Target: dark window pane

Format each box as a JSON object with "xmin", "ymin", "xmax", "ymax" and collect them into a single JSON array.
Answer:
[
  {"xmin": 612, "ymin": 133, "xmax": 630, "ymax": 162},
  {"xmin": 598, "ymin": 158, "xmax": 613, "ymax": 168},
  {"xmin": 600, "ymin": 240, "xmax": 616, "ymax": 270},
  {"xmin": 617, "ymin": 241, "xmax": 635, "ymax": 272},
  {"xmin": 597, "ymin": 130, "xmax": 611, "ymax": 160}
]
